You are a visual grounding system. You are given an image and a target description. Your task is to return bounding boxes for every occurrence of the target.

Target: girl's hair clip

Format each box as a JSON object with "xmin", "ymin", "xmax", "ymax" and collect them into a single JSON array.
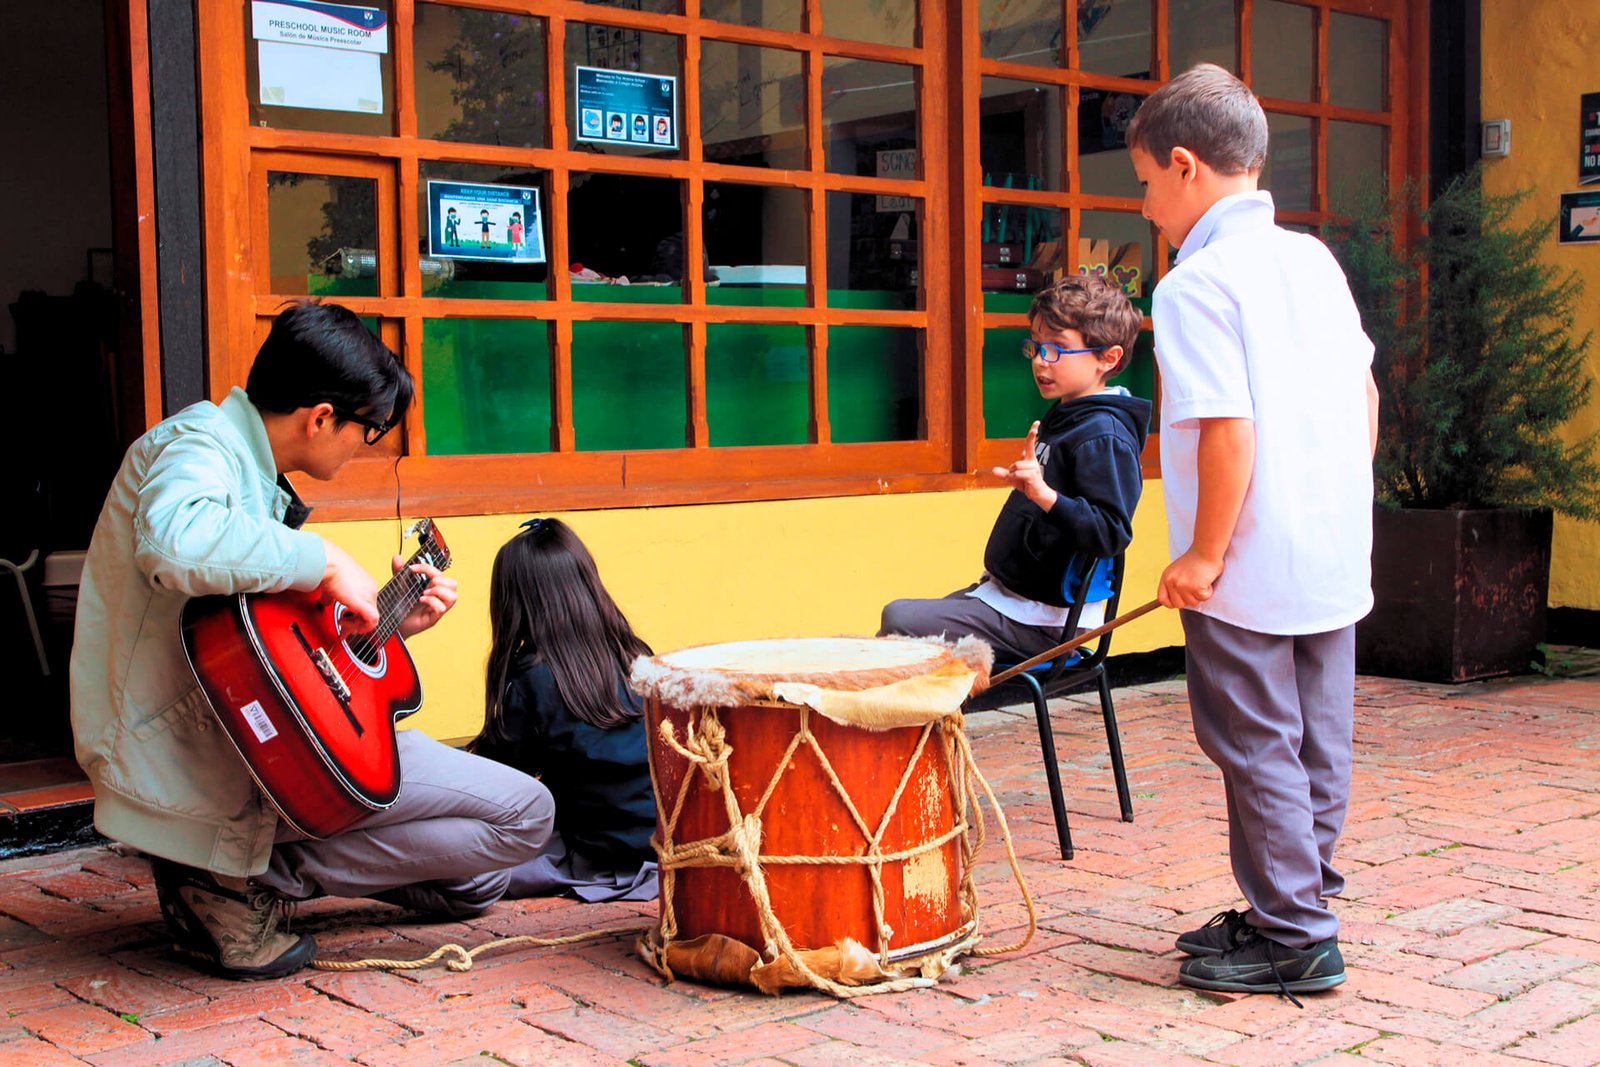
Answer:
[{"xmin": 520, "ymin": 517, "xmax": 547, "ymax": 532}]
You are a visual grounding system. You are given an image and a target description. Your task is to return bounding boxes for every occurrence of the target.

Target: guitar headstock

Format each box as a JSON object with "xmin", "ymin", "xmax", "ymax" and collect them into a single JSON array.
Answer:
[{"xmin": 406, "ymin": 518, "xmax": 452, "ymax": 573}]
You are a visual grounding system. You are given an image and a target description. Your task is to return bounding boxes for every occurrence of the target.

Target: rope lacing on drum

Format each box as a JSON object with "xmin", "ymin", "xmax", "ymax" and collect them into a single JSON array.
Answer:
[{"xmin": 643, "ymin": 704, "xmax": 1037, "ymax": 998}]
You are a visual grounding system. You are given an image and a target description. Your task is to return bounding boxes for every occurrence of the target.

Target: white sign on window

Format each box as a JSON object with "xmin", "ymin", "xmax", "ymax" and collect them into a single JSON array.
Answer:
[
  {"xmin": 252, "ymin": 1, "xmax": 388, "ymax": 113},
  {"xmin": 251, "ymin": 0, "xmax": 389, "ymax": 54},
  {"xmin": 875, "ymin": 149, "xmax": 917, "ymax": 213}
]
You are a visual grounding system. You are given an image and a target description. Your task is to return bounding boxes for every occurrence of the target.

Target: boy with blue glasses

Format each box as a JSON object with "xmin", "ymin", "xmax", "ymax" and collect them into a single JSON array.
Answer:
[{"xmin": 880, "ymin": 275, "xmax": 1149, "ymax": 661}]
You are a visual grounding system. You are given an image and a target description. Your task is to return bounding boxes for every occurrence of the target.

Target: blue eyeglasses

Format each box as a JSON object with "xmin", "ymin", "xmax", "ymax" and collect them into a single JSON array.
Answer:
[{"xmin": 1021, "ymin": 339, "xmax": 1103, "ymax": 363}]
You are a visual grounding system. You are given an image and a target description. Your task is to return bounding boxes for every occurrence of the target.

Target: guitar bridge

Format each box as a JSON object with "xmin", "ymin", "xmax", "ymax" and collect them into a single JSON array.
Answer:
[{"xmin": 312, "ymin": 647, "xmax": 353, "ymax": 703}]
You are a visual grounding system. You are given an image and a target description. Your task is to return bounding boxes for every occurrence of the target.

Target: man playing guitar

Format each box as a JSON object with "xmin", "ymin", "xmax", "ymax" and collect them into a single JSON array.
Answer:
[{"xmin": 70, "ymin": 302, "xmax": 553, "ymax": 980}]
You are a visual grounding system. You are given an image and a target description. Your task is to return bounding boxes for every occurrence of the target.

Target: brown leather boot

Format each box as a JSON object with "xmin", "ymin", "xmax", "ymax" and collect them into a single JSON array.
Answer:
[{"xmin": 151, "ymin": 858, "xmax": 317, "ymax": 980}]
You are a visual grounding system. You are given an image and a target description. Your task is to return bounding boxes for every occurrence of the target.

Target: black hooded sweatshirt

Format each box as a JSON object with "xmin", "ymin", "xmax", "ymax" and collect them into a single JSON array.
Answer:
[{"xmin": 982, "ymin": 390, "xmax": 1152, "ymax": 607}]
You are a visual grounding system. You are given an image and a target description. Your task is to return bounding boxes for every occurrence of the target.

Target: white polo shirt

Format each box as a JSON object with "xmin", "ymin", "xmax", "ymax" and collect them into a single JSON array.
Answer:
[{"xmin": 1153, "ymin": 191, "xmax": 1374, "ymax": 636}]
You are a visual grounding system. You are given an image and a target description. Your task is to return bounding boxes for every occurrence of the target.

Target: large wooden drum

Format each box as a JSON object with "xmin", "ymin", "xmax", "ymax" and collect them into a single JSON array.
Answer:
[{"xmin": 631, "ymin": 636, "xmax": 993, "ymax": 993}]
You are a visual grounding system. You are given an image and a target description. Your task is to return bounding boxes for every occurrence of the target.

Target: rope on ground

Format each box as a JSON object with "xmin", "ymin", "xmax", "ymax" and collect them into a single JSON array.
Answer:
[{"xmin": 310, "ymin": 924, "xmax": 650, "ymax": 972}]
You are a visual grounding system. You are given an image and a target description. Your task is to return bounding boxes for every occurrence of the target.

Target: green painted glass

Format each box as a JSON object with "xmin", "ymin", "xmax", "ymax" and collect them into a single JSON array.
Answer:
[
  {"xmin": 829, "ymin": 326, "xmax": 921, "ymax": 443},
  {"xmin": 572, "ymin": 321, "xmax": 687, "ymax": 451},
  {"xmin": 706, "ymin": 324, "xmax": 810, "ymax": 446},
  {"xmin": 983, "ymin": 324, "xmax": 1052, "ymax": 436},
  {"xmin": 421, "ymin": 318, "xmax": 552, "ymax": 455}
]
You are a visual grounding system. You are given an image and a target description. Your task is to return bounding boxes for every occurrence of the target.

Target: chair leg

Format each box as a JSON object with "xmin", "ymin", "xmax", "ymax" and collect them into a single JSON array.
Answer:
[
  {"xmin": 1021, "ymin": 673, "xmax": 1073, "ymax": 860},
  {"xmin": 1098, "ymin": 672, "xmax": 1133, "ymax": 823}
]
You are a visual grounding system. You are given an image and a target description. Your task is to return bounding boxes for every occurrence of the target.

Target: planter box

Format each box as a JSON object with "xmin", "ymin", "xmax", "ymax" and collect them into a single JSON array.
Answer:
[{"xmin": 1356, "ymin": 507, "xmax": 1552, "ymax": 683}]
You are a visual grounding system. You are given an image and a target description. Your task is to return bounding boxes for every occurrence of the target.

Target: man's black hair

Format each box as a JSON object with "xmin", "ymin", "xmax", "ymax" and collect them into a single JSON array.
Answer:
[{"xmin": 246, "ymin": 302, "xmax": 413, "ymax": 426}]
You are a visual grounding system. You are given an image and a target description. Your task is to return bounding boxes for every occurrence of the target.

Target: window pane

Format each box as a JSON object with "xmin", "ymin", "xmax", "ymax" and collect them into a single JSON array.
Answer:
[
  {"xmin": 564, "ymin": 23, "xmax": 682, "ymax": 157},
  {"xmin": 568, "ymin": 173, "xmax": 686, "ymax": 288},
  {"xmin": 1079, "ymin": 211, "xmax": 1152, "ymax": 302},
  {"xmin": 706, "ymin": 324, "xmax": 810, "ymax": 446},
  {"xmin": 268, "ymin": 173, "xmax": 378, "ymax": 296},
  {"xmin": 1251, "ymin": 0, "xmax": 1312, "ymax": 101},
  {"xmin": 1168, "ymin": 0, "xmax": 1237, "ymax": 75},
  {"xmin": 1329, "ymin": 12, "xmax": 1387, "ymax": 112},
  {"xmin": 421, "ymin": 318, "xmax": 552, "ymax": 455},
  {"xmin": 702, "ymin": 0, "xmax": 801, "ymax": 31},
  {"xmin": 705, "ymin": 183, "xmax": 809, "ymax": 292},
  {"xmin": 701, "ymin": 41, "xmax": 805, "ymax": 170},
  {"xmin": 572, "ymin": 322, "xmax": 687, "ymax": 450},
  {"xmin": 982, "ymin": 325, "xmax": 1051, "ymax": 436},
  {"xmin": 827, "ymin": 192, "xmax": 919, "ymax": 309},
  {"xmin": 980, "ymin": 201, "xmax": 1060, "ymax": 292},
  {"xmin": 979, "ymin": 0, "xmax": 1061, "ymax": 68},
  {"xmin": 1327, "ymin": 121, "xmax": 1386, "ymax": 205},
  {"xmin": 583, "ymin": 0, "xmax": 681, "ymax": 16},
  {"xmin": 822, "ymin": 56, "xmax": 918, "ymax": 178},
  {"xmin": 823, "ymin": 0, "xmax": 914, "ymax": 47},
  {"xmin": 1260, "ymin": 112, "xmax": 1313, "ymax": 213},
  {"xmin": 1079, "ymin": 88, "xmax": 1146, "ymax": 197},
  {"xmin": 415, "ymin": 4, "xmax": 547, "ymax": 148},
  {"xmin": 1079, "ymin": 0, "xmax": 1153, "ymax": 79},
  {"xmin": 829, "ymin": 326, "xmax": 922, "ymax": 442},
  {"xmin": 245, "ymin": 0, "xmax": 394, "ymax": 136},
  {"xmin": 418, "ymin": 161, "xmax": 549, "ymax": 300},
  {"xmin": 981, "ymin": 79, "xmax": 1066, "ymax": 193},
  {"xmin": 1120, "ymin": 320, "xmax": 1156, "ymax": 403}
]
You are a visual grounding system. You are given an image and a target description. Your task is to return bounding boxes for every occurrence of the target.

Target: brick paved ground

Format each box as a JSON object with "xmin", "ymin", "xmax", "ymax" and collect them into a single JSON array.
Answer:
[{"xmin": 3, "ymin": 655, "xmax": 1598, "ymax": 1066}]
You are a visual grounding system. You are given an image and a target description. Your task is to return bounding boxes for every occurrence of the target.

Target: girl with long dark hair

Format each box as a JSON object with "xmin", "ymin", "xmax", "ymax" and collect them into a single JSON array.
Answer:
[{"xmin": 470, "ymin": 517, "xmax": 657, "ymax": 901}]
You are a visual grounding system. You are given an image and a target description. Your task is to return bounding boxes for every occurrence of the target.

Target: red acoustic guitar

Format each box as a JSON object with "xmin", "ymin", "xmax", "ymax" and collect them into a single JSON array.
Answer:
[{"xmin": 181, "ymin": 519, "xmax": 451, "ymax": 839}]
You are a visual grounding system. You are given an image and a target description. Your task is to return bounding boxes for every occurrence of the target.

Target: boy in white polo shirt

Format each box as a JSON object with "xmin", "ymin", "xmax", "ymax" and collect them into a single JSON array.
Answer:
[{"xmin": 1127, "ymin": 64, "xmax": 1378, "ymax": 999}]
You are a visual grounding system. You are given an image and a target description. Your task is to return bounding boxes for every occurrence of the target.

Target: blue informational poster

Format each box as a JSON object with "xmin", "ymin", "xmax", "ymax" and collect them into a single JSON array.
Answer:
[
  {"xmin": 575, "ymin": 65, "xmax": 678, "ymax": 150},
  {"xmin": 427, "ymin": 181, "xmax": 546, "ymax": 263}
]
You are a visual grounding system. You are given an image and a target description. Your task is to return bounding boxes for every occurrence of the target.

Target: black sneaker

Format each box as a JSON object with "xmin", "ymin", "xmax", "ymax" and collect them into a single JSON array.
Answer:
[
  {"xmin": 151, "ymin": 858, "xmax": 317, "ymax": 980},
  {"xmin": 1178, "ymin": 931, "xmax": 1345, "ymax": 1004},
  {"xmin": 1175, "ymin": 909, "xmax": 1254, "ymax": 957}
]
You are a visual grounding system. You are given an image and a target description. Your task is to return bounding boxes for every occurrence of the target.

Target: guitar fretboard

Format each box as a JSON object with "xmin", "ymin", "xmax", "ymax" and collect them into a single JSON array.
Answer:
[{"xmin": 354, "ymin": 521, "xmax": 452, "ymax": 652}]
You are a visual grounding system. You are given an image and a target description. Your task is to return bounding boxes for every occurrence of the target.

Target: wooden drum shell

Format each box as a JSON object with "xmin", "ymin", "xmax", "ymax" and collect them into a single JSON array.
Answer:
[{"xmin": 647, "ymin": 697, "xmax": 974, "ymax": 961}]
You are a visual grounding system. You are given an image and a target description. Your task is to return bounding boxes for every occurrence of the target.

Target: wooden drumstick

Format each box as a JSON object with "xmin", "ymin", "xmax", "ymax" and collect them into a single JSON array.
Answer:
[{"xmin": 985, "ymin": 598, "xmax": 1164, "ymax": 689}]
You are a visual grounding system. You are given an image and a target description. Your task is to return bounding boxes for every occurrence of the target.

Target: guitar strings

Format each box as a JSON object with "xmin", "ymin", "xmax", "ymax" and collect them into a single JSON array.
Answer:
[{"xmin": 332, "ymin": 538, "xmax": 450, "ymax": 686}]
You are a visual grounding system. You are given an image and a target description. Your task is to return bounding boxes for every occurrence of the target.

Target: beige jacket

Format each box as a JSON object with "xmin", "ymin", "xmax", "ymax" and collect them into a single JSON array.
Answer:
[{"xmin": 69, "ymin": 389, "xmax": 326, "ymax": 876}]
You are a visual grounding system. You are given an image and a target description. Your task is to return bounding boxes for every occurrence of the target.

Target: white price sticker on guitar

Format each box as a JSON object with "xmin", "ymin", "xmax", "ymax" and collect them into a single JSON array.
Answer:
[{"xmin": 239, "ymin": 700, "xmax": 279, "ymax": 743}]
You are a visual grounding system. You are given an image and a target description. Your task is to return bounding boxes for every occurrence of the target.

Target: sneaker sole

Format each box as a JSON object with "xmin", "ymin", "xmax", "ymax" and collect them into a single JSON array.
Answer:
[
  {"xmin": 1178, "ymin": 970, "xmax": 1347, "ymax": 994},
  {"xmin": 171, "ymin": 934, "xmax": 318, "ymax": 981}
]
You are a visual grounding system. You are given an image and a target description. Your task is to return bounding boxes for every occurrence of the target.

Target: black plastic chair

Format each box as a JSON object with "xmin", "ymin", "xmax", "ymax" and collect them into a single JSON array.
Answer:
[{"xmin": 966, "ymin": 552, "xmax": 1134, "ymax": 860}]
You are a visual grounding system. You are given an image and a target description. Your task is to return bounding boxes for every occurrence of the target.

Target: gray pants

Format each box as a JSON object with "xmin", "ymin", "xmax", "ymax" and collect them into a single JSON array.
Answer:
[
  {"xmin": 260, "ymin": 730, "xmax": 554, "ymax": 917},
  {"xmin": 880, "ymin": 585, "xmax": 1063, "ymax": 662},
  {"xmin": 1182, "ymin": 611, "xmax": 1354, "ymax": 948}
]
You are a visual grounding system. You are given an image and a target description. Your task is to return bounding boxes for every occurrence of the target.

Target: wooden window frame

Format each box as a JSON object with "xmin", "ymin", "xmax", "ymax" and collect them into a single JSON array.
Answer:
[{"xmin": 195, "ymin": 0, "xmax": 1424, "ymax": 520}]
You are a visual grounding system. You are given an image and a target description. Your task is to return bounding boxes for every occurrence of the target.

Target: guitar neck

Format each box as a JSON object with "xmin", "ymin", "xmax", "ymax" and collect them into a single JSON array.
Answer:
[{"xmin": 368, "ymin": 522, "xmax": 451, "ymax": 646}]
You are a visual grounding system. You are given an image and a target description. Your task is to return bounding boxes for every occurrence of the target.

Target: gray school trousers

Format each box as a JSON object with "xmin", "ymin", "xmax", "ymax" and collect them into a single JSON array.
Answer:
[
  {"xmin": 880, "ymin": 585, "xmax": 1064, "ymax": 662},
  {"xmin": 1181, "ymin": 611, "xmax": 1355, "ymax": 949},
  {"xmin": 260, "ymin": 730, "xmax": 554, "ymax": 917}
]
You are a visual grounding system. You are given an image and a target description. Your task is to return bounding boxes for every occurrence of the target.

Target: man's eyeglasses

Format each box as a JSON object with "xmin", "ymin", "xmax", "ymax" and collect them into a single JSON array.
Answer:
[
  {"xmin": 334, "ymin": 409, "xmax": 394, "ymax": 445},
  {"xmin": 1021, "ymin": 339, "xmax": 1104, "ymax": 364}
]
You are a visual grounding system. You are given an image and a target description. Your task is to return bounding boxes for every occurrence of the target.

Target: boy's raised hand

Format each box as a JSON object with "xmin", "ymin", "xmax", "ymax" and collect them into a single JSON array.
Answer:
[{"xmin": 991, "ymin": 422, "xmax": 1058, "ymax": 511}]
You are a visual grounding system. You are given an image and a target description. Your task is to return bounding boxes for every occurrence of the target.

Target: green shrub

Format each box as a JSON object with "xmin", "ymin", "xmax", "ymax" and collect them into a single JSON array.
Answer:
[{"xmin": 1323, "ymin": 168, "xmax": 1600, "ymax": 519}]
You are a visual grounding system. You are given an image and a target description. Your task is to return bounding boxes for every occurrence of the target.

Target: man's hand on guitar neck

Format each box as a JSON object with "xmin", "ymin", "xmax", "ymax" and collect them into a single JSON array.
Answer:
[
  {"xmin": 394, "ymin": 556, "xmax": 458, "ymax": 638},
  {"xmin": 320, "ymin": 541, "xmax": 380, "ymax": 632}
]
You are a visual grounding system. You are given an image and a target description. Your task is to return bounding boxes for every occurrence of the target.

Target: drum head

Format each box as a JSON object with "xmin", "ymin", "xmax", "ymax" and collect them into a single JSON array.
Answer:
[{"xmin": 632, "ymin": 635, "xmax": 992, "ymax": 715}]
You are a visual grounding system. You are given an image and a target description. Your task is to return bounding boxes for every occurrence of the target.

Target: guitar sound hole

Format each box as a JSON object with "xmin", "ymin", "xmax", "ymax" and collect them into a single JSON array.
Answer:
[{"xmin": 350, "ymin": 636, "xmax": 383, "ymax": 668}]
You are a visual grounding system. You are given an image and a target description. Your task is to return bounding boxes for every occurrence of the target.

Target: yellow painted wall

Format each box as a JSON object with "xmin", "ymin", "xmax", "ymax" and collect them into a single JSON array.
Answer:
[
  {"xmin": 1480, "ymin": 2, "xmax": 1600, "ymax": 610},
  {"xmin": 313, "ymin": 487, "xmax": 1181, "ymax": 741}
]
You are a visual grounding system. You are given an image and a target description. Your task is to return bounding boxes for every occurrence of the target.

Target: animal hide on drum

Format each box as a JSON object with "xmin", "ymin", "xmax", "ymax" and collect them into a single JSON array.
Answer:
[{"xmin": 657, "ymin": 933, "xmax": 895, "ymax": 992}]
